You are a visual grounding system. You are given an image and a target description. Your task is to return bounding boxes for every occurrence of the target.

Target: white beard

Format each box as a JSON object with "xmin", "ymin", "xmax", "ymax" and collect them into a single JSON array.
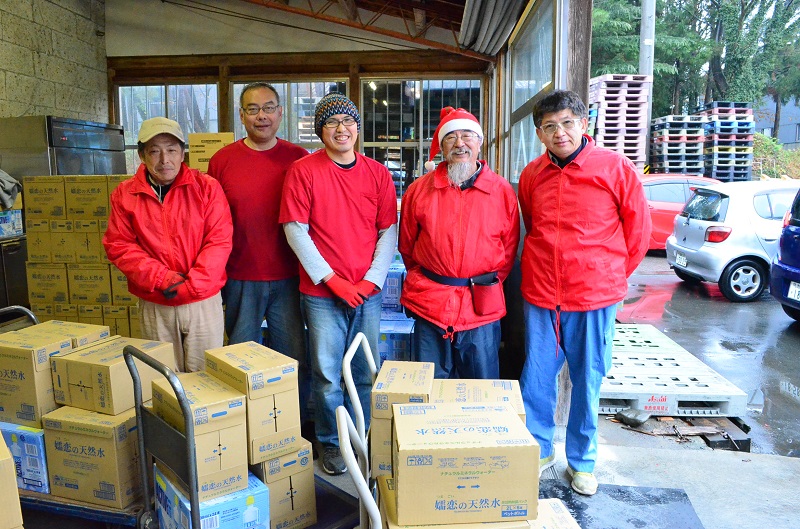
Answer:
[{"xmin": 447, "ymin": 162, "xmax": 475, "ymax": 187}]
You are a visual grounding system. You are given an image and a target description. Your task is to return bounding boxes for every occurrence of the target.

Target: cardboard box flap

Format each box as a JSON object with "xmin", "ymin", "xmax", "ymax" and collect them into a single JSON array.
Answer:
[
  {"xmin": 205, "ymin": 341, "xmax": 298, "ymax": 398},
  {"xmin": 0, "ymin": 331, "xmax": 72, "ymax": 371},
  {"xmin": 431, "ymin": 379, "xmax": 526, "ymax": 423}
]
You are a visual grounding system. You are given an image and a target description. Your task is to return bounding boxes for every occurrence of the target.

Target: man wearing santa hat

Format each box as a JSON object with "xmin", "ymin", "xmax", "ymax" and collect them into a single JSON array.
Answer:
[{"xmin": 399, "ymin": 107, "xmax": 520, "ymax": 380}]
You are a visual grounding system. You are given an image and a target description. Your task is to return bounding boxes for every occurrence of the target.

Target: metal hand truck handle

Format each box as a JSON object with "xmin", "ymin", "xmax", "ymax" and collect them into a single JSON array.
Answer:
[
  {"xmin": 342, "ymin": 332, "xmax": 379, "ymax": 446},
  {"xmin": 0, "ymin": 305, "xmax": 39, "ymax": 326},
  {"xmin": 337, "ymin": 406, "xmax": 381, "ymax": 529},
  {"xmin": 123, "ymin": 345, "xmax": 201, "ymax": 529}
]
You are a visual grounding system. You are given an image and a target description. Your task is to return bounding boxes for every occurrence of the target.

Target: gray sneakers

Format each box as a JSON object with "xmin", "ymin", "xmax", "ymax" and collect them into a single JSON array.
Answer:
[{"xmin": 322, "ymin": 446, "xmax": 347, "ymax": 475}]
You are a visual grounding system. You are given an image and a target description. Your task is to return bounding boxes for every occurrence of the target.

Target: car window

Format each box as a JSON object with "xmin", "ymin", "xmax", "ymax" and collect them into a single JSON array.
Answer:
[
  {"xmin": 648, "ymin": 183, "xmax": 685, "ymax": 203},
  {"xmin": 791, "ymin": 190, "xmax": 800, "ymax": 227},
  {"xmin": 681, "ymin": 189, "xmax": 728, "ymax": 221},
  {"xmin": 753, "ymin": 194, "xmax": 771, "ymax": 219},
  {"xmin": 768, "ymin": 190, "xmax": 797, "ymax": 220}
]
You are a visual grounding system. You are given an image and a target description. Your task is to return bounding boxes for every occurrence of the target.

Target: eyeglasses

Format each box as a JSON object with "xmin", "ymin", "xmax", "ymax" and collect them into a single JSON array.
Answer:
[
  {"xmin": 539, "ymin": 118, "xmax": 583, "ymax": 135},
  {"xmin": 242, "ymin": 104, "xmax": 280, "ymax": 115},
  {"xmin": 442, "ymin": 131, "xmax": 481, "ymax": 146},
  {"xmin": 323, "ymin": 116, "xmax": 357, "ymax": 128}
]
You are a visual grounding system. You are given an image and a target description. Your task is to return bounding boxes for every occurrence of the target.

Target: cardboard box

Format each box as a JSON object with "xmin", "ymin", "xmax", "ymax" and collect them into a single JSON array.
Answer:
[
  {"xmin": 263, "ymin": 465, "xmax": 316, "ymax": 529},
  {"xmin": 378, "ymin": 318, "xmax": 414, "ymax": 363},
  {"xmin": 23, "ymin": 176, "xmax": 66, "ymax": 219},
  {"xmin": 67, "ymin": 263, "xmax": 112, "ymax": 304},
  {"xmin": 26, "ymin": 218, "xmax": 49, "ymax": 232},
  {"xmin": 377, "ymin": 476, "xmax": 530, "ymax": 529},
  {"xmin": 189, "ymin": 132, "xmax": 235, "ymax": 150},
  {"xmin": 48, "ymin": 219, "xmax": 77, "ymax": 263},
  {"xmin": 392, "ymin": 403, "xmax": 539, "ymax": 525},
  {"xmin": 529, "ymin": 499, "xmax": 582, "ymax": 529},
  {"xmin": 0, "ymin": 210, "xmax": 23, "ymax": 238},
  {"xmin": 0, "ymin": 421, "xmax": 50, "ymax": 493},
  {"xmin": 64, "ymin": 175, "xmax": 109, "ymax": 219},
  {"xmin": 110, "ymin": 265, "xmax": 137, "ymax": 305},
  {"xmin": 0, "ymin": 330, "xmax": 71, "ymax": 427},
  {"xmin": 129, "ymin": 305, "xmax": 141, "ymax": 338},
  {"xmin": 155, "ymin": 464, "xmax": 269, "ymax": 529},
  {"xmin": 15, "ymin": 319, "xmax": 111, "ymax": 349},
  {"xmin": 54, "ymin": 303, "xmax": 79, "ymax": 321},
  {"xmin": 51, "ymin": 336, "xmax": 175, "ymax": 415},
  {"xmin": 43, "ymin": 405, "xmax": 139, "ymax": 509},
  {"xmin": 0, "ymin": 436, "xmax": 24, "ymax": 529},
  {"xmin": 26, "ymin": 263, "xmax": 69, "ymax": 303},
  {"xmin": 78, "ymin": 304, "xmax": 104, "ymax": 325},
  {"xmin": 205, "ymin": 342, "xmax": 301, "ymax": 462},
  {"xmin": 382, "ymin": 262, "xmax": 406, "ymax": 311},
  {"xmin": 74, "ymin": 220, "xmax": 106, "ymax": 263},
  {"xmin": 249, "ymin": 438, "xmax": 312, "ymax": 484},
  {"xmin": 30, "ymin": 303, "xmax": 54, "ymax": 322},
  {"xmin": 26, "ymin": 230, "xmax": 51, "ymax": 262},
  {"xmin": 371, "ymin": 361, "xmax": 434, "ymax": 419},
  {"xmin": 152, "ymin": 371, "xmax": 248, "ymax": 501},
  {"xmin": 103, "ymin": 306, "xmax": 130, "ymax": 337},
  {"xmin": 431, "ymin": 379, "xmax": 526, "ymax": 424},
  {"xmin": 371, "ymin": 450, "xmax": 393, "ymax": 478},
  {"xmin": 106, "ymin": 174, "xmax": 129, "ymax": 196}
]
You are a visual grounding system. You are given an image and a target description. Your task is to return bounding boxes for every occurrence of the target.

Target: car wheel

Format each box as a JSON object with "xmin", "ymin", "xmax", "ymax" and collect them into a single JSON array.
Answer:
[
  {"xmin": 674, "ymin": 269, "xmax": 701, "ymax": 284},
  {"xmin": 718, "ymin": 259, "xmax": 766, "ymax": 302},
  {"xmin": 782, "ymin": 304, "xmax": 800, "ymax": 322}
]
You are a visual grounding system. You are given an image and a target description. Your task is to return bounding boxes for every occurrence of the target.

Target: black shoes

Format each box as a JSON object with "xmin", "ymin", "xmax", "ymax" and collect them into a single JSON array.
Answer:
[{"xmin": 321, "ymin": 446, "xmax": 347, "ymax": 475}]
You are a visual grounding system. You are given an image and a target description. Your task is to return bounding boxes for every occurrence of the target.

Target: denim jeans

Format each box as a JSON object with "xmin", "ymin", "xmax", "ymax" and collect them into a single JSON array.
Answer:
[
  {"xmin": 520, "ymin": 301, "xmax": 616, "ymax": 473},
  {"xmin": 222, "ymin": 277, "xmax": 311, "ymax": 423},
  {"xmin": 302, "ymin": 292, "xmax": 382, "ymax": 448},
  {"xmin": 412, "ymin": 316, "xmax": 501, "ymax": 379}
]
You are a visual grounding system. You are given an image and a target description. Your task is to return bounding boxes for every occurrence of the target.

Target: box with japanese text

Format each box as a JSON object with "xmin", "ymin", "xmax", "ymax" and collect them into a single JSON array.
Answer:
[
  {"xmin": 205, "ymin": 342, "xmax": 301, "ymax": 463},
  {"xmin": 129, "ymin": 305, "xmax": 141, "ymax": 338},
  {"xmin": 392, "ymin": 403, "xmax": 539, "ymax": 525},
  {"xmin": 431, "ymin": 379, "xmax": 526, "ymax": 424},
  {"xmin": 30, "ymin": 303, "xmax": 54, "ymax": 322},
  {"xmin": 265, "ymin": 465, "xmax": 316, "ymax": 529},
  {"xmin": 78, "ymin": 304, "xmax": 104, "ymax": 325},
  {"xmin": 371, "ymin": 361, "xmax": 434, "ymax": 419},
  {"xmin": 110, "ymin": 265, "xmax": 137, "ymax": 306},
  {"xmin": 155, "ymin": 464, "xmax": 268, "ymax": 529},
  {"xmin": 528, "ymin": 498, "xmax": 582, "ymax": 529},
  {"xmin": 23, "ymin": 176, "xmax": 65, "ymax": 219},
  {"xmin": 26, "ymin": 230, "xmax": 51, "ymax": 262},
  {"xmin": 0, "ymin": 436, "xmax": 24, "ymax": 529},
  {"xmin": 15, "ymin": 320, "xmax": 110, "ymax": 349},
  {"xmin": 0, "ymin": 330, "xmax": 70, "ymax": 427},
  {"xmin": 48, "ymin": 219, "xmax": 77, "ymax": 263},
  {"xmin": 64, "ymin": 175, "xmax": 109, "ymax": 220},
  {"xmin": 377, "ymin": 476, "xmax": 529, "ymax": 529},
  {"xmin": 249, "ymin": 438, "xmax": 312, "ymax": 485},
  {"xmin": 74, "ymin": 220, "xmax": 106, "ymax": 263},
  {"xmin": 103, "ymin": 306, "xmax": 130, "ymax": 337},
  {"xmin": 378, "ymin": 318, "xmax": 414, "ymax": 363},
  {"xmin": 0, "ymin": 421, "xmax": 49, "ymax": 493},
  {"xmin": 381, "ymin": 263, "xmax": 406, "ymax": 311},
  {"xmin": 152, "ymin": 371, "xmax": 248, "ymax": 501},
  {"xmin": 54, "ymin": 304, "xmax": 79, "ymax": 321},
  {"xmin": 67, "ymin": 264, "xmax": 112, "ymax": 304},
  {"xmin": 43, "ymin": 405, "xmax": 139, "ymax": 508},
  {"xmin": 26, "ymin": 263, "xmax": 69, "ymax": 304},
  {"xmin": 51, "ymin": 336, "xmax": 174, "ymax": 415}
]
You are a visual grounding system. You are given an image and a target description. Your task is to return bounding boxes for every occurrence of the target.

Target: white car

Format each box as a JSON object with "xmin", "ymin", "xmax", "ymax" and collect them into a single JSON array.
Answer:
[{"xmin": 666, "ymin": 180, "xmax": 800, "ymax": 302}]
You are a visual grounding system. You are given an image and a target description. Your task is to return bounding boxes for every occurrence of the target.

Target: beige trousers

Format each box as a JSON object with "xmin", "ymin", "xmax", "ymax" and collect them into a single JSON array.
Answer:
[{"xmin": 139, "ymin": 292, "xmax": 224, "ymax": 372}]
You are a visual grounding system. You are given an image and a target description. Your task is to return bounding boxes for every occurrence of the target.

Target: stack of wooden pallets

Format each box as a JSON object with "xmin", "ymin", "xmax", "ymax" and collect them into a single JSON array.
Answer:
[{"xmin": 696, "ymin": 102, "xmax": 755, "ymax": 181}]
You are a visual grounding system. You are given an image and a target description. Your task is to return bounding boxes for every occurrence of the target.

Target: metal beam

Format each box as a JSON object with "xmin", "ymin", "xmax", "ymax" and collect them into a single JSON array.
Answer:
[
  {"xmin": 338, "ymin": 0, "xmax": 359, "ymax": 21},
  {"xmin": 239, "ymin": 0, "xmax": 493, "ymax": 62}
]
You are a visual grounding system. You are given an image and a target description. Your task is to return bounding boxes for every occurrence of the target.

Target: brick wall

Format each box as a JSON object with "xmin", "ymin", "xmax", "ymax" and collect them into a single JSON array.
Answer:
[{"xmin": 0, "ymin": 0, "xmax": 107, "ymax": 122}]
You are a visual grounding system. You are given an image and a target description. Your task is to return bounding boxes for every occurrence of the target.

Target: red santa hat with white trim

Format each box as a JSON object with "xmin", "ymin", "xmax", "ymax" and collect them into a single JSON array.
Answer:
[{"xmin": 425, "ymin": 107, "xmax": 483, "ymax": 172}]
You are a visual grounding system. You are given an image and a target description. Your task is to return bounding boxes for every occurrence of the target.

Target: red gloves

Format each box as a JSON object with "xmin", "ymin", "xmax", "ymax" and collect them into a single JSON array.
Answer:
[
  {"xmin": 325, "ymin": 274, "xmax": 363, "ymax": 308},
  {"xmin": 355, "ymin": 280, "xmax": 377, "ymax": 300},
  {"xmin": 161, "ymin": 272, "xmax": 187, "ymax": 300}
]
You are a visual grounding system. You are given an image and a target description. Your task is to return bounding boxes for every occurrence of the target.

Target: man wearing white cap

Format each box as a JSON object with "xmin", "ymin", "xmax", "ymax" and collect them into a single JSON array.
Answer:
[
  {"xmin": 104, "ymin": 117, "xmax": 233, "ymax": 372},
  {"xmin": 399, "ymin": 107, "xmax": 519, "ymax": 379}
]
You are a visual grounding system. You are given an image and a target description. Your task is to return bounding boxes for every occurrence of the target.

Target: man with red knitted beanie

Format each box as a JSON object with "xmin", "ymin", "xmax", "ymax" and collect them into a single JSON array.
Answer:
[
  {"xmin": 399, "ymin": 107, "xmax": 519, "ymax": 380},
  {"xmin": 280, "ymin": 93, "xmax": 397, "ymax": 475}
]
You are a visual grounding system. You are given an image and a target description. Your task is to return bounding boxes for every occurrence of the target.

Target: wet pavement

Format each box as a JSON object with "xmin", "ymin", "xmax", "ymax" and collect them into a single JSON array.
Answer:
[{"xmin": 621, "ymin": 252, "xmax": 800, "ymax": 457}]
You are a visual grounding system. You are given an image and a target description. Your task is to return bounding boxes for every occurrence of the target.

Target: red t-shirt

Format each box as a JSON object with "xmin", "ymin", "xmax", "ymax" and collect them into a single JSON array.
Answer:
[
  {"xmin": 279, "ymin": 150, "xmax": 397, "ymax": 297},
  {"xmin": 208, "ymin": 138, "xmax": 308, "ymax": 281}
]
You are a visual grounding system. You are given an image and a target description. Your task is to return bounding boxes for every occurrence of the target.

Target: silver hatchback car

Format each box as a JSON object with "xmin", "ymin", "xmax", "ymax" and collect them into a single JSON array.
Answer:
[{"xmin": 666, "ymin": 180, "xmax": 800, "ymax": 302}]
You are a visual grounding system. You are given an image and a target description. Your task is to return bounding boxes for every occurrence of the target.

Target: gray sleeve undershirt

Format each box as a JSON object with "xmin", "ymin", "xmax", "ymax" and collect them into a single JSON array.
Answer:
[{"xmin": 283, "ymin": 221, "xmax": 397, "ymax": 287}]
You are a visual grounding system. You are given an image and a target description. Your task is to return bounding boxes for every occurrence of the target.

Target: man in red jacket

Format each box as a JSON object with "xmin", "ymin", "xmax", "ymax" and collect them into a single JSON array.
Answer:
[
  {"xmin": 399, "ymin": 107, "xmax": 519, "ymax": 379},
  {"xmin": 104, "ymin": 117, "xmax": 233, "ymax": 372},
  {"xmin": 517, "ymin": 90, "xmax": 651, "ymax": 496}
]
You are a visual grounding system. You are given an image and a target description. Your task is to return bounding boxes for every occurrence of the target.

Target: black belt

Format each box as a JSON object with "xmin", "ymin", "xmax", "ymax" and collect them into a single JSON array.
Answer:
[{"xmin": 421, "ymin": 267, "xmax": 497, "ymax": 287}]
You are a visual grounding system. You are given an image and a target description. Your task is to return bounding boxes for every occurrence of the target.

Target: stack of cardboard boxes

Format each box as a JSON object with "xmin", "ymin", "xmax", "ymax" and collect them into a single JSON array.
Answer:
[
  {"xmin": 379, "ymin": 261, "xmax": 415, "ymax": 363},
  {"xmin": 23, "ymin": 175, "xmax": 140, "ymax": 337},
  {"xmin": 369, "ymin": 360, "xmax": 580, "ymax": 529},
  {"xmin": 187, "ymin": 133, "xmax": 235, "ymax": 172}
]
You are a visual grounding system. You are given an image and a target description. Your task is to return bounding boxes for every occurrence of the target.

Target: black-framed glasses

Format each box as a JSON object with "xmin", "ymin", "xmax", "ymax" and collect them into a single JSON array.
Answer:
[
  {"xmin": 242, "ymin": 104, "xmax": 280, "ymax": 115},
  {"xmin": 442, "ymin": 131, "xmax": 481, "ymax": 146},
  {"xmin": 323, "ymin": 116, "xmax": 357, "ymax": 128},
  {"xmin": 539, "ymin": 118, "xmax": 583, "ymax": 135}
]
